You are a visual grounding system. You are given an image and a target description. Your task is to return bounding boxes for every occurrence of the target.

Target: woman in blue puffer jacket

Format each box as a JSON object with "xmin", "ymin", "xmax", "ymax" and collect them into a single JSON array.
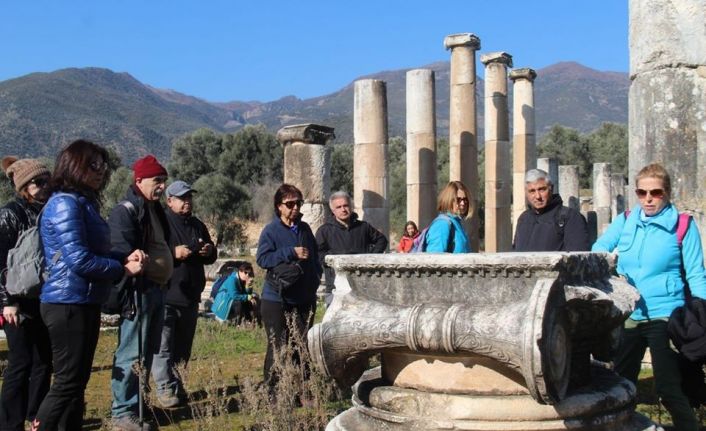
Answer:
[
  {"xmin": 593, "ymin": 163, "xmax": 706, "ymax": 431},
  {"xmin": 33, "ymin": 140, "xmax": 145, "ymax": 431}
]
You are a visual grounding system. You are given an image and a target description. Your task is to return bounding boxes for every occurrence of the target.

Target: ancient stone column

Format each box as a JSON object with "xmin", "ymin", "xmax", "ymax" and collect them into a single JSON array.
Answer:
[
  {"xmin": 559, "ymin": 165, "xmax": 581, "ymax": 210},
  {"xmin": 537, "ymin": 157, "xmax": 558, "ymax": 188},
  {"xmin": 354, "ymin": 79, "xmax": 389, "ymax": 239},
  {"xmin": 593, "ymin": 163, "xmax": 612, "ymax": 233},
  {"xmin": 445, "ymin": 33, "xmax": 481, "ymax": 251},
  {"xmin": 510, "ymin": 68, "xmax": 537, "ymax": 233},
  {"xmin": 481, "ymin": 52, "xmax": 513, "ymax": 252},
  {"xmin": 277, "ymin": 124, "xmax": 335, "ymax": 234},
  {"xmin": 629, "ymin": 0, "xmax": 706, "ymax": 213},
  {"xmin": 406, "ymin": 69, "xmax": 437, "ymax": 229},
  {"xmin": 611, "ymin": 174, "xmax": 627, "ymax": 218}
]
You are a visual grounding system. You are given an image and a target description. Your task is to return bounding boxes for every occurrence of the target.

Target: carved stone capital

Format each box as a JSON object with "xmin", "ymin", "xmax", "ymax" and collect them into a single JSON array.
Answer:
[
  {"xmin": 510, "ymin": 67, "xmax": 537, "ymax": 82},
  {"xmin": 276, "ymin": 123, "xmax": 335, "ymax": 146},
  {"xmin": 444, "ymin": 33, "xmax": 481, "ymax": 50},
  {"xmin": 480, "ymin": 51, "xmax": 514, "ymax": 67}
]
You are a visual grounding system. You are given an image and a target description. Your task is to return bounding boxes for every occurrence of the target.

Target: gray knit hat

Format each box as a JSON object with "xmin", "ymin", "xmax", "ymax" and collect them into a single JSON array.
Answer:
[{"xmin": 1, "ymin": 156, "xmax": 51, "ymax": 192}]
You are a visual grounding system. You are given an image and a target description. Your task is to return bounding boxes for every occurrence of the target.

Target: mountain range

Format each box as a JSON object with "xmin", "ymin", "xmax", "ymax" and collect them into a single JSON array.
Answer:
[{"xmin": 0, "ymin": 61, "xmax": 628, "ymax": 164}]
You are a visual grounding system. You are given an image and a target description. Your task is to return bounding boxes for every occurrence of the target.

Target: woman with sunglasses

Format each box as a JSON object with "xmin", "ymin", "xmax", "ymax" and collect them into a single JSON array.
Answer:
[
  {"xmin": 33, "ymin": 140, "xmax": 144, "ymax": 430},
  {"xmin": 256, "ymin": 184, "xmax": 321, "ymax": 389},
  {"xmin": 0, "ymin": 157, "xmax": 52, "ymax": 431},
  {"xmin": 593, "ymin": 163, "xmax": 706, "ymax": 431},
  {"xmin": 424, "ymin": 181, "xmax": 473, "ymax": 253}
]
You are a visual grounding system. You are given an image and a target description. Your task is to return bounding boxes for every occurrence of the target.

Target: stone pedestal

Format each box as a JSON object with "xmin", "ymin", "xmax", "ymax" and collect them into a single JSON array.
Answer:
[
  {"xmin": 406, "ymin": 69, "xmax": 437, "ymax": 229},
  {"xmin": 277, "ymin": 124, "xmax": 335, "ymax": 234},
  {"xmin": 312, "ymin": 253, "xmax": 657, "ymax": 431},
  {"xmin": 445, "ymin": 33, "xmax": 481, "ymax": 251},
  {"xmin": 354, "ymin": 79, "xmax": 389, "ymax": 239},
  {"xmin": 593, "ymin": 163, "xmax": 612, "ymax": 234},
  {"xmin": 559, "ymin": 165, "xmax": 580, "ymax": 210},
  {"xmin": 510, "ymin": 68, "xmax": 537, "ymax": 234},
  {"xmin": 482, "ymin": 52, "xmax": 513, "ymax": 252},
  {"xmin": 611, "ymin": 173, "xmax": 627, "ymax": 218}
]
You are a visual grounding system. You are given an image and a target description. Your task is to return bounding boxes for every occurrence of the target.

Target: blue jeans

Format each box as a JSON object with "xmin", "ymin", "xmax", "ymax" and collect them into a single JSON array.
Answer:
[
  {"xmin": 151, "ymin": 303, "xmax": 198, "ymax": 397},
  {"xmin": 110, "ymin": 288, "xmax": 164, "ymax": 418}
]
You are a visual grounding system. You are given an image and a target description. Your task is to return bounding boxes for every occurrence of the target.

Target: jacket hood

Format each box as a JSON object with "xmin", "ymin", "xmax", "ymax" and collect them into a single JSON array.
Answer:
[
  {"xmin": 534, "ymin": 194, "xmax": 563, "ymax": 214},
  {"xmin": 325, "ymin": 212, "xmax": 360, "ymax": 229}
]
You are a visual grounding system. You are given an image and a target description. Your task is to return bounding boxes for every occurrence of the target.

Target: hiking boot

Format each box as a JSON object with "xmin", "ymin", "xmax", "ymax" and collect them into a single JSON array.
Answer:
[
  {"xmin": 157, "ymin": 391, "xmax": 182, "ymax": 408},
  {"xmin": 111, "ymin": 414, "xmax": 154, "ymax": 431}
]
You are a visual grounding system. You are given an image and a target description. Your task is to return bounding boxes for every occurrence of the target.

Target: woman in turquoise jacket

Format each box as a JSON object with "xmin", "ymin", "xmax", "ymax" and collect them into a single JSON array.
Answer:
[
  {"xmin": 425, "ymin": 181, "xmax": 472, "ymax": 253},
  {"xmin": 592, "ymin": 163, "xmax": 706, "ymax": 431},
  {"xmin": 212, "ymin": 262, "xmax": 257, "ymax": 323}
]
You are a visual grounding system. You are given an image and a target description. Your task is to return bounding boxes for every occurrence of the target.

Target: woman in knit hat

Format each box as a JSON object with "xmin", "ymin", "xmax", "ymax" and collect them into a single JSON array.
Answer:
[{"xmin": 0, "ymin": 156, "xmax": 52, "ymax": 431}]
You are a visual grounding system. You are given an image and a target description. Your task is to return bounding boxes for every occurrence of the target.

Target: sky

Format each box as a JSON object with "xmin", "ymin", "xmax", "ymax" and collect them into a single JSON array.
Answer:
[{"xmin": 0, "ymin": 1, "xmax": 628, "ymax": 103}]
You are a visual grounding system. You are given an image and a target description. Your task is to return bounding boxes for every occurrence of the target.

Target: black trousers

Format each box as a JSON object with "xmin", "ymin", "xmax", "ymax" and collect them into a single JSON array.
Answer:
[
  {"xmin": 260, "ymin": 299, "xmax": 315, "ymax": 386},
  {"xmin": 0, "ymin": 308, "xmax": 52, "ymax": 431},
  {"xmin": 34, "ymin": 303, "xmax": 101, "ymax": 431}
]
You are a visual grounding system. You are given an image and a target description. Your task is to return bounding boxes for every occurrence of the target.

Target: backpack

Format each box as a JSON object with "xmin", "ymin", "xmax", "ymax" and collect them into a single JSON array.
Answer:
[
  {"xmin": 101, "ymin": 200, "xmax": 139, "ymax": 316},
  {"xmin": 554, "ymin": 206, "xmax": 571, "ymax": 238},
  {"xmin": 411, "ymin": 215, "xmax": 455, "ymax": 253},
  {"xmin": 210, "ymin": 261, "xmax": 241, "ymax": 299},
  {"xmin": 3, "ymin": 193, "xmax": 76, "ymax": 298}
]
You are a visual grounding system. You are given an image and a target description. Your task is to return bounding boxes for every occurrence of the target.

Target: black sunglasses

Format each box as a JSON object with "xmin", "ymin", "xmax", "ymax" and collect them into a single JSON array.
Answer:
[
  {"xmin": 89, "ymin": 161, "xmax": 109, "ymax": 173},
  {"xmin": 456, "ymin": 197, "xmax": 469, "ymax": 204},
  {"xmin": 635, "ymin": 188, "xmax": 665, "ymax": 199},
  {"xmin": 29, "ymin": 177, "xmax": 49, "ymax": 187},
  {"xmin": 281, "ymin": 199, "xmax": 304, "ymax": 209}
]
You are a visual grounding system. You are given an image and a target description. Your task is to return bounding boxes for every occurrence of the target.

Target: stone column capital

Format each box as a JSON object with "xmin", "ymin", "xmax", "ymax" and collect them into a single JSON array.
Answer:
[
  {"xmin": 480, "ymin": 52, "xmax": 513, "ymax": 68},
  {"xmin": 277, "ymin": 123, "xmax": 335, "ymax": 146},
  {"xmin": 444, "ymin": 33, "xmax": 481, "ymax": 50},
  {"xmin": 509, "ymin": 68, "xmax": 537, "ymax": 82}
]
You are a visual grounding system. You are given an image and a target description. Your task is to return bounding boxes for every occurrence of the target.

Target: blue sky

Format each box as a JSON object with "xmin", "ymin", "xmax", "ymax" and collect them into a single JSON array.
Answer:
[{"xmin": 1, "ymin": 1, "xmax": 628, "ymax": 103}]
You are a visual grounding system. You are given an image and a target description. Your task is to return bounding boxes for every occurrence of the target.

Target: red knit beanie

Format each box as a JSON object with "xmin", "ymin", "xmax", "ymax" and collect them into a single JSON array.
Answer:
[{"xmin": 132, "ymin": 155, "xmax": 167, "ymax": 180}]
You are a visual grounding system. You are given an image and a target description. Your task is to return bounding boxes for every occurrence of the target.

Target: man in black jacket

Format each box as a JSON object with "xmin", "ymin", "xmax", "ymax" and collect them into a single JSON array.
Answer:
[
  {"xmin": 513, "ymin": 169, "xmax": 589, "ymax": 252},
  {"xmin": 315, "ymin": 191, "xmax": 387, "ymax": 305},
  {"xmin": 152, "ymin": 180, "xmax": 217, "ymax": 408}
]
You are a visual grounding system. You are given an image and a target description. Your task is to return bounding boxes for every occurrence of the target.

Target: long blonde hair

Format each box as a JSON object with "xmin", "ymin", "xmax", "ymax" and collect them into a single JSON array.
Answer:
[{"xmin": 437, "ymin": 181, "xmax": 473, "ymax": 219}]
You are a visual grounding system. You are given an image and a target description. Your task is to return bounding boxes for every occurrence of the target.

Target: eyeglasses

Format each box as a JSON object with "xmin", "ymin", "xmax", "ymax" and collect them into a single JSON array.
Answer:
[
  {"xmin": 29, "ymin": 177, "xmax": 48, "ymax": 187},
  {"xmin": 89, "ymin": 161, "xmax": 109, "ymax": 173},
  {"xmin": 456, "ymin": 197, "xmax": 469, "ymax": 204},
  {"xmin": 635, "ymin": 188, "xmax": 665, "ymax": 199},
  {"xmin": 245, "ymin": 272, "xmax": 255, "ymax": 278},
  {"xmin": 281, "ymin": 199, "xmax": 304, "ymax": 209}
]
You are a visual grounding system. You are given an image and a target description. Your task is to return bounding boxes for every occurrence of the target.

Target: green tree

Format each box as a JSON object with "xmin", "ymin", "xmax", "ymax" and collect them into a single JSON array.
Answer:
[
  {"xmin": 537, "ymin": 125, "xmax": 592, "ymax": 188},
  {"xmin": 169, "ymin": 128, "xmax": 224, "ymax": 184},
  {"xmin": 587, "ymin": 123, "xmax": 628, "ymax": 178},
  {"xmin": 388, "ymin": 136, "xmax": 407, "ymax": 235},
  {"xmin": 219, "ymin": 125, "xmax": 282, "ymax": 186},
  {"xmin": 193, "ymin": 173, "xmax": 250, "ymax": 245},
  {"xmin": 102, "ymin": 166, "xmax": 133, "ymax": 217},
  {"xmin": 330, "ymin": 143, "xmax": 353, "ymax": 194}
]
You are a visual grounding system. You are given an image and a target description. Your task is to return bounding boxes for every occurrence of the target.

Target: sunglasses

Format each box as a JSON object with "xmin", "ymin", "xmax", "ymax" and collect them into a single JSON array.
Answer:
[
  {"xmin": 635, "ymin": 188, "xmax": 665, "ymax": 199},
  {"xmin": 89, "ymin": 161, "xmax": 109, "ymax": 173},
  {"xmin": 29, "ymin": 177, "xmax": 49, "ymax": 187},
  {"xmin": 456, "ymin": 197, "xmax": 469, "ymax": 204},
  {"xmin": 281, "ymin": 199, "xmax": 304, "ymax": 209}
]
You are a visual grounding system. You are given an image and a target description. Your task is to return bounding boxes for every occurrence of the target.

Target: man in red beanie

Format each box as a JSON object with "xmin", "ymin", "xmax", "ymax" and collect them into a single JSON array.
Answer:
[{"xmin": 107, "ymin": 155, "xmax": 172, "ymax": 431}]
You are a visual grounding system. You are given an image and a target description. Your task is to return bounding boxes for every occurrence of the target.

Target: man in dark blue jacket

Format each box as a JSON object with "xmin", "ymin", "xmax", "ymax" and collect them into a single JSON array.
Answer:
[
  {"xmin": 513, "ymin": 169, "xmax": 589, "ymax": 252},
  {"xmin": 315, "ymin": 191, "xmax": 387, "ymax": 306},
  {"xmin": 152, "ymin": 180, "xmax": 216, "ymax": 408},
  {"xmin": 109, "ymin": 155, "xmax": 172, "ymax": 431}
]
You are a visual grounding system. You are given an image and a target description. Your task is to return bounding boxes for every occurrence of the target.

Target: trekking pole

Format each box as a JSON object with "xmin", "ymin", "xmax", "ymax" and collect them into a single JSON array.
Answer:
[{"xmin": 135, "ymin": 288, "xmax": 144, "ymax": 427}]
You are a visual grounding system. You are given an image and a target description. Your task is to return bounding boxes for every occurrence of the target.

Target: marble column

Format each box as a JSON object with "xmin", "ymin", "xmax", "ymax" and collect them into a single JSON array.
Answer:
[
  {"xmin": 406, "ymin": 69, "xmax": 437, "ymax": 229},
  {"xmin": 354, "ymin": 79, "xmax": 390, "ymax": 239},
  {"xmin": 481, "ymin": 52, "xmax": 513, "ymax": 252},
  {"xmin": 559, "ymin": 165, "xmax": 580, "ymax": 210},
  {"xmin": 537, "ymin": 157, "xmax": 558, "ymax": 188},
  {"xmin": 593, "ymin": 163, "xmax": 612, "ymax": 233},
  {"xmin": 445, "ymin": 33, "xmax": 481, "ymax": 251},
  {"xmin": 629, "ymin": 0, "xmax": 706, "ymax": 212},
  {"xmin": 611, "ymin": 174, "xmax": 627, "ymax": 218},
  {"xmin": 277, "ymin": 123, "xmax": 335, "ymax": 234},
  {"xmin": 510, "ymin": 68, "xmax": 537, "ymax": 233}
]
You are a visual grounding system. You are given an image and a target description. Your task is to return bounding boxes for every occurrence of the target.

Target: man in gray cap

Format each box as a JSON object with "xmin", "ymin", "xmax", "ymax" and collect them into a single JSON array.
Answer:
[{"xmin": 151, "ymin": 180, "xmax": 217, "ymax": 408}]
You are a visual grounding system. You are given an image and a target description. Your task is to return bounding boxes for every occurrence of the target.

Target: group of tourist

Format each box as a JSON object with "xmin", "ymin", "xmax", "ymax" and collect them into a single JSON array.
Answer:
[{"xmin": 0, "ymin": 137, "xmax": 704, "ymax": 430}]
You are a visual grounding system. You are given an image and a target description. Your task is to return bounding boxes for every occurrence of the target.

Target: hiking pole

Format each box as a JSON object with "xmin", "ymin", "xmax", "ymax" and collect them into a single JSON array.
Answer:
[{"xmin": 135, "ymin": 288, "xmax": 145, "ymax": 427}]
